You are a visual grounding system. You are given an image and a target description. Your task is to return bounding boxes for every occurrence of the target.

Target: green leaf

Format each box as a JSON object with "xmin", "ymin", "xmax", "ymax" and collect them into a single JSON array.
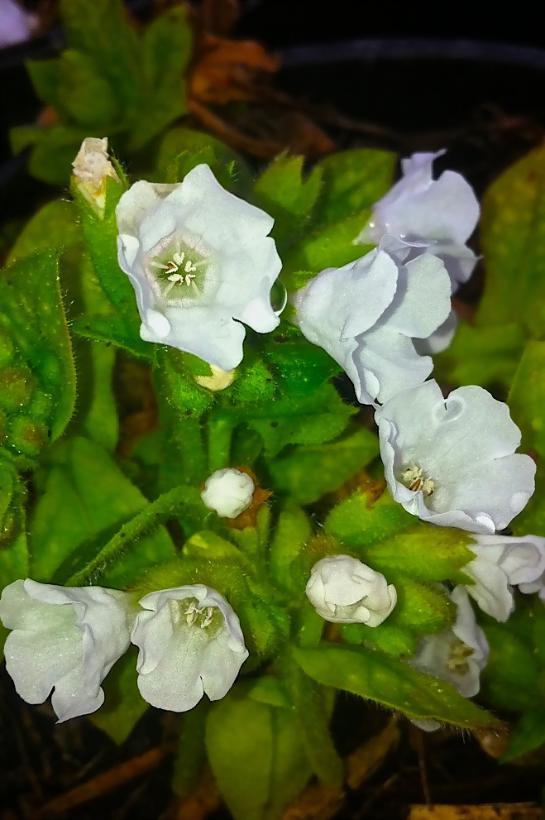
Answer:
[
  {"xmin": 284, "ymin": 212, "xmax": 368, "ymax": 274},
  {"xmin": 363, "ymin": 527, "xmax": 474, "ymax": 585},
  {"xmin": 246, "ymin": 383, "xmax": 356, "ymax": 458},
  {"xmin": 294, "ymin": 644, "xmax": 500, "ymax": 730},
  {"xmin": 342, "ymin": 622, "xmax": 417, "ymax": 659},
  {"xmin": 283, "ymin": 655, "xmax": 343, "ymax": 786},
  {"xmin": 477, "ymin": 143, "xmax": 545, "ymax": 335},
  {"xmin": 0, "ymin": 464, "xmax": 28, "ymax": 588},
  {"xmin": 436, "ymin": 321, "xmax": 525, "ymax": 391},
  {"xmin": 509, "ymin": 340, "xmax": 545, "ymax": 457},
  {"xmin": 314, "ymin": 148, "xmax": 397, "ymax": 225},
  {"xmin": 30, "ymin": 437, "xmax": 175, "ymax": 587},
  {"xmin": 501, "ymin": 708, "xmax": 545, "ymax": 762},
  {"xmin": 130, "ymin": 6, "xmax": 192, "ymax": 150},
  {"xmin": 269, "ymin": 427, "xmax": 378, "ymax": 504},
  {"xmin": 206, "ymin": 689, "xmax": 312, "ymax": 820},
  {"xmin": 253, "ymin": 154, "xmax": 323, "ymax": 249},
  {"xmin": 508, "ymin": 341, "xmax": 545, "ymax": 534},
  {"xmin": 90, "ymin": 648, "xmax": 148, "ymax": 743},
  {"xmin": 0, "ymin": 252, "xmax": 76, "ymax": 457},
  {"xmin": 156, "ymin": 127, "xmax": 251, "ymax": 190},
  {"xmin": 55, "ymin": 50, "xmax": 117, "ymax": 126},
  {"xmin": 264, "ymin": 339, "xmax": 340, "ymax": 397},
  {"xmin": 21, "ymin": 125, "xmax": 87, "ymax": 185},
  {"xmin": 59, "ymin": 0, "xmax": 140, "ymax": 117},
  {"xmin": 325, "ymin": 486, "xmax": 415, "ymax": 548},
  {"xmin": 269, "ymin": 504, "xmax": 312, "ymax": 591},
  {"xmin": 7, "ymin": 200, "xmax": 80, "ymax": 264},
  {"xmin": 391, "ymin": 580, "xmax": 453, "ymax": 634}
]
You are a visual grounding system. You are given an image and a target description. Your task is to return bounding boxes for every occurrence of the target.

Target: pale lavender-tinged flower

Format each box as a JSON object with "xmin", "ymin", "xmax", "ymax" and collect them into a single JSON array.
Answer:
[
  {"xmin": 131, "ymin": 585, "xmax": 248, "ymax": 712},
  {"xmin": 464, "ymin": 534, "xmax": 545, "ymax": 621},
  {"xmin": 0, "ymin": 580, "xmax": 133, "ymax": 722},
  {"xmin": 359, "ymin": 152, "xmax": 480, "ymax": 353},
  {"xmin": 411, "ymin": 587, "xmax": 489, "ymax": 730},
  {"xmin": 201, "ymin": 468, "xmax": 255, "ymax": 518},
  {"xmin": 376, "ymin": 380, "xmax": 535, "ymax": 534},
  {"xmin": 306, "ymin": 555, "xmax": 397, "ymax": 626},
  {"xmin": 116, "ymin": 164, "xmax": 282, "ymax": 370},
  {"xmin": 359, "ymin": 151, "xmax": 479, "ymax": 291},
  {"xmin": 0, "ymin": 0, "xmax": 37, "ymax": 48},
  {"xmin": 294, "ymin": 246, "xmax": 451, "ymax": 405}
]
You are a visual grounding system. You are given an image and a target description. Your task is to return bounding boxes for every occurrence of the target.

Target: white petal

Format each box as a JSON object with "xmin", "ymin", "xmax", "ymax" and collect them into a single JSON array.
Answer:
[
  {"xmin": 0, "ymin": 580, "xmax": 133, "ymax": 721},
  {"xmin": 415, "ymin": 309, "xmax": 458, "ymax": 355},
  {"xmin": 355, "ymin": 328, "xmax": 432, "ymax": 405}
]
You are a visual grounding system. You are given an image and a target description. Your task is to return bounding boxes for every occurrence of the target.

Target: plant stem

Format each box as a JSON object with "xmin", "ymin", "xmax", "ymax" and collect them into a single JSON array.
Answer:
[{"xmin": 66, "ymin": 485, "xmax": 201, "ymax": 586}]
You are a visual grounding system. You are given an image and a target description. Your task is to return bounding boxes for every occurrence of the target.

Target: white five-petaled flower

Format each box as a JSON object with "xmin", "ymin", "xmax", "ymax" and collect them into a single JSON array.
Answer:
[
  {"xmin": 359, "ymin": 151, "xmax": 480, "ymax": 353},
  {"xmin": 376, "ymin": 380, "xmax": 535, "ymax": 533},
  {"xmin": 464, "ymin": 534, "xmax": 545, "ymax": 621},
  {"xmin": 0, "ymin": 579, "xmax": 134, "ymax": 722},
  {"xmin": 305, "ymin": 555, "xmax": 397, "ymax": 626},
  {"xmin": 116, "ymin": 164, "xmax": 282, "ymax": 370},
  {"xmin": 131, "ymin": 585, "xmax": 248, "ymax": 712},
  {"xmin": 411, "ymin": 587, "xmax": 489, "ymax": 731},
  {"xmin": 294, "ymin": 246, "xmax": 451, "ymax": 405},
  {"xmin": 201, "ymin": 468, "xmax": 255, "ymax": 518}
]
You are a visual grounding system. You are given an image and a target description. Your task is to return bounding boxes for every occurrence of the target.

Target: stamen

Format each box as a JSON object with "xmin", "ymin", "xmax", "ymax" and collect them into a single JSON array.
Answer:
[
  {"xmin": 401, "ymin": 464, "xmax": 435, "ymax": 496},
  {"xmin": 447, "ymin": 639, "xmax": 474, "ymax": 674}
]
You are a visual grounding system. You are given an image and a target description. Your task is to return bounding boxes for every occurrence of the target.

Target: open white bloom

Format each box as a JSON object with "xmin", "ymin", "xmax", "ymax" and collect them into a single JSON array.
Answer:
[
  {"xmin": 131, "ymin": 585, "xmax": 248, "ymax": 712},
  {"xmin": 116, "ymin": 164, "xmax": 282, "ymax": 370},
  {"xmin": 72, "ymin": 137, "xmax": 119, "ymax": 214},
  {"xmin": 0, "ymin": 579, "xmax": 133, "ymax": 722},
  {"xmin": 294, "ymin": 246, "xmax": 451, "ymax": 405},
  {"xmin": 201, "ymin": 468, "xmax": 255, "ymax": 518},
  {"xmin": 377, "ymin": 380, "xmax": 535, "ymax": 533},
  {"xmin": 359, "ymin": 151, "xmax": 479, "ymax": 292},
  {"xmin": 411, "ymin": 587, "xmax": 489, "ymax": 731},
  {"xmin": 464, "ymin": 534, "xmax": 545, "ymax": 621},
  {"xmin": 306, "ymin": 555, "xmax": 397, "ymax": 626}
]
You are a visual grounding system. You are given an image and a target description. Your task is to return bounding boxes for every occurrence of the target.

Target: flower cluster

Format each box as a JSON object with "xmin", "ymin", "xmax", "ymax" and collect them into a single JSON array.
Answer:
[
  {"xmin": 0, "ymin": 577, "xmax": 248, "ymax": 722},
  {"xmin": 2, "ymin": 144, "xmax": 541, "ymax": 730}
]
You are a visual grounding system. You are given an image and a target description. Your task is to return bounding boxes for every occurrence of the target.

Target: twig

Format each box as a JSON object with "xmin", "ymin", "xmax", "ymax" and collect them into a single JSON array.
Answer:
[{"xmin": 35, "ymin": 747, "xmax": 166, "ymax": 817}]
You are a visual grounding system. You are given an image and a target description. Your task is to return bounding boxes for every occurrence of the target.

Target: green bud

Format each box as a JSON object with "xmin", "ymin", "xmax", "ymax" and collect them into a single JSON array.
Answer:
[
  {"xmin": 8, "ymin": 416, "xmax": 48, "ymax": 457},
  {"xmin": 0, "ymin": 328, "xmax": 14, "ymax": 367},
  {"xmin": 0, "ymin": 366, "xmax": 34, "ymax": 412}
]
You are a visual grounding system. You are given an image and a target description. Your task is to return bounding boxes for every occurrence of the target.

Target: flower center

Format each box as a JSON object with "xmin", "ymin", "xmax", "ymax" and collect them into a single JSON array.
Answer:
[
  {"xmin": 147, "ymin": 236, "xmax": 209, "ymax": 301},
  {"xmin": 446, "ymin": 639, "xmax": 474, "ymax": 675},
  {"xmin": 400, "ymin": 463, "xmax": 435, "ymax": 496},
  {"xmin": 169, "ymin": 598, "xmax": 222, "ymax": 634}
]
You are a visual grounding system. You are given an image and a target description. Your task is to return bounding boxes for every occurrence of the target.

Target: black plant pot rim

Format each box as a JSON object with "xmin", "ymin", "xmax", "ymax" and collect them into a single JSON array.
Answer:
[{"xmin": 278, "ymin": 38, "xmax": 545, "ymax": 71}]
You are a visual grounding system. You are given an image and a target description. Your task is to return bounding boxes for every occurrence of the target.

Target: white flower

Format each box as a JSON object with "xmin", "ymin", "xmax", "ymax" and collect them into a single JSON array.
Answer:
[
  {"xmin": 0, "ymin": 579, "xmax": 133, "ymax": 722},
  {"xmin": 305, "ymin": 555, "xmax": 397, "ymax": 626},
  {"xmin": 131, "ymin": 585, "xmax": 248, "ymax": 712},
  {"xmin": 294, "ymin": 246, "xmax": 451, "ymax": 405},
  {"xmin": 359, "ymin": 151, "xmax": 480, "ymax": 292},
  {"xmin": 411, "ymin": 587, "xmax": 489, "ymax": 731},
  {"xmin": 464, "ymin": 534, "xmax": 545, "ymax": 621},
  {"xmin": 116, "ymin": 164, "xmax": 282, "ymax": 370},
  {"xmin": 376, "ymin": 380, "xmax": 535, "ymax": 533},
  {"xmin": 201, "ymin": 468, "xmax": 255, "ymax": 518},
  {"xmin": 72, "ymin": 137, "xmax": 120, "ymax": 214}
]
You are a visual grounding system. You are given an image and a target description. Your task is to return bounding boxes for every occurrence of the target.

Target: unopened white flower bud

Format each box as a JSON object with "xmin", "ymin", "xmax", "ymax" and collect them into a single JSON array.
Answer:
[
  {"xmin": 72, "ymin": 137, "xmax": 119, "ymax": 214},
  {"xmin": 201, "ymin": 468, "xmax": 255, "ymax": 518},
  {"xmin": 306, "ymin": 555, "xmax": 397, "ymax": 627}
]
